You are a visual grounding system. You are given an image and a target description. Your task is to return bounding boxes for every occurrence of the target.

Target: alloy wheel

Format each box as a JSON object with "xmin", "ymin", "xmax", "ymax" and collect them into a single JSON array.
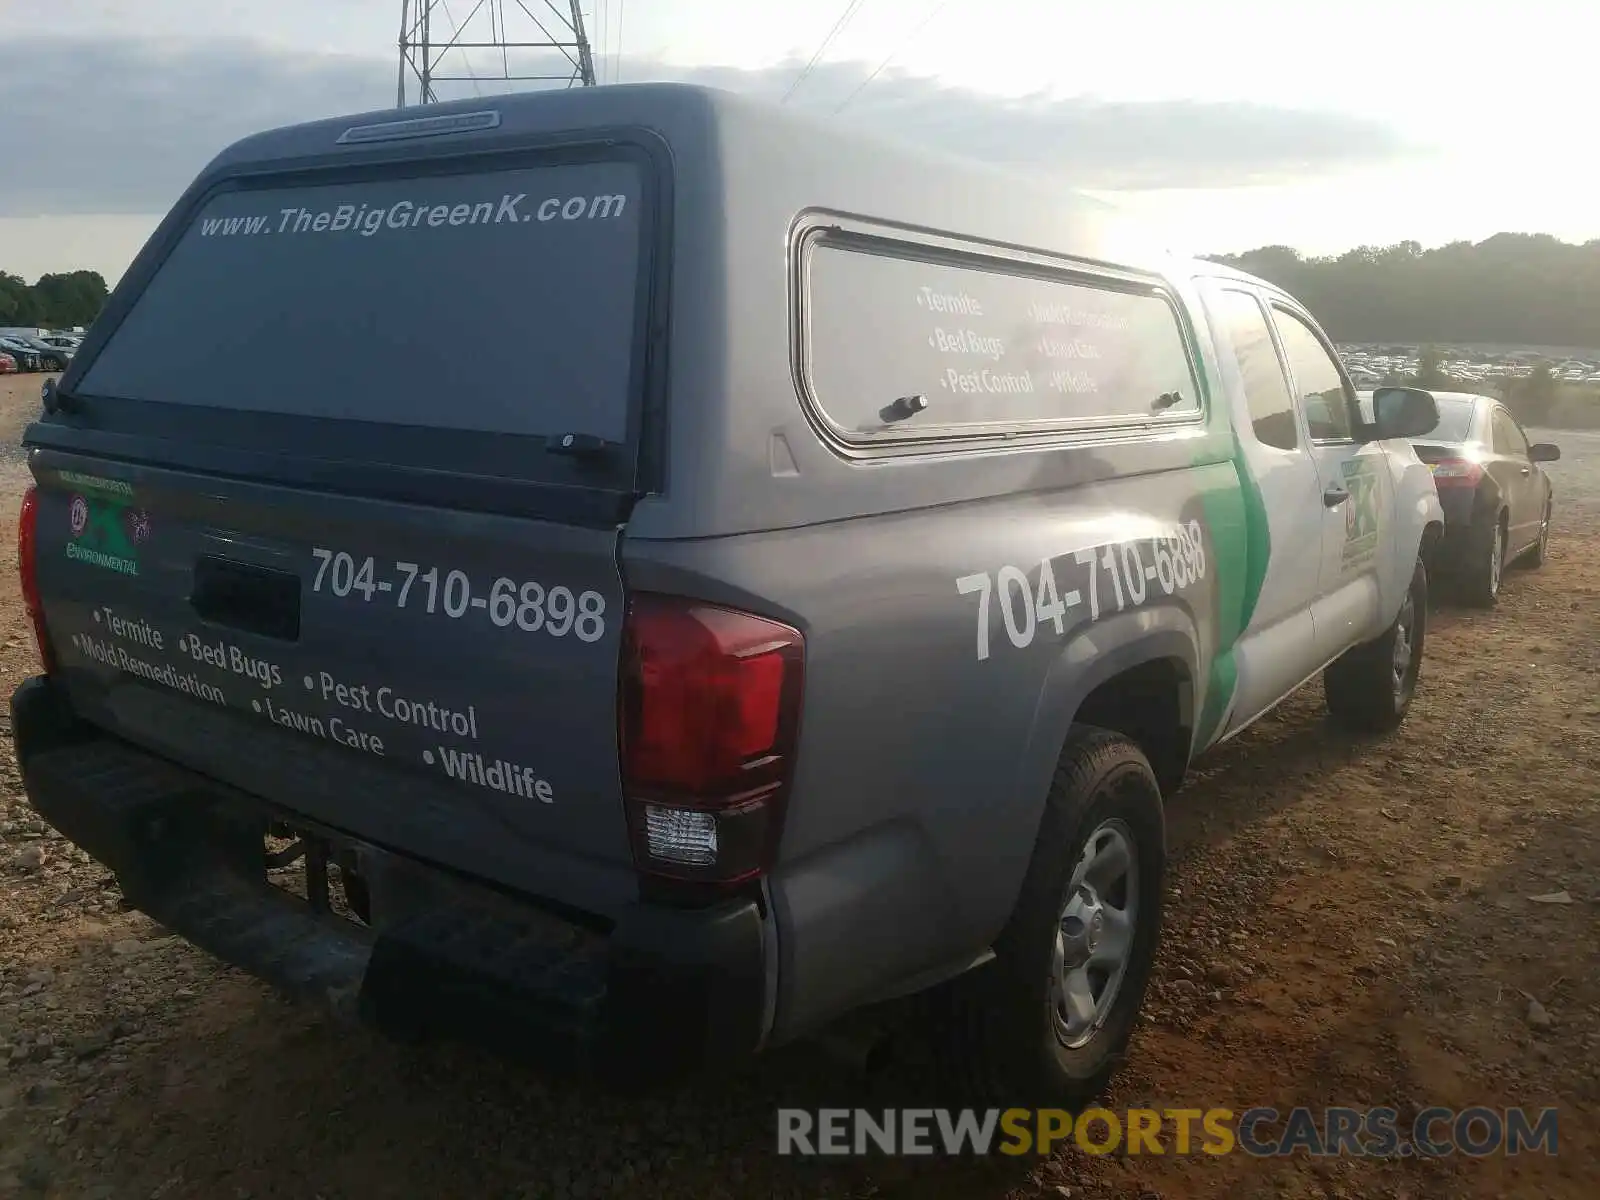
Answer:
[{"xmin": 1050, "ymin": 819, "xmax": 1140, "ymax": 1050}]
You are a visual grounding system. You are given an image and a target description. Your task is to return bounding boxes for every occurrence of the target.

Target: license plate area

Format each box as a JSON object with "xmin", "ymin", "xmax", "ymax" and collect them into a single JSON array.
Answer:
[{"xmin": 191, "ymin": 554, "xmax": 302, "ymax": 641}]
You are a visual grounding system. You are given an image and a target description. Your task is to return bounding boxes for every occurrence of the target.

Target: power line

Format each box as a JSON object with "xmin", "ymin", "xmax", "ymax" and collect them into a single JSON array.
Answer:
[
  {"xmin": 612, "ymin": 0, "xmax": 627, "ymax": 83},
  {"xmin": 834, "ymin": 0, "xmax": 951, "ymax": 114},
  {"xmin": 439, "ymin": 0, "xmax": 484, "ymax": 96},
  {"xmin": 781, "ymin": 0, "xmax": 870, "ymax": 105},
  {"xmin": 494, "ymin": 0, "xmax": 510, "ymax": 80}
]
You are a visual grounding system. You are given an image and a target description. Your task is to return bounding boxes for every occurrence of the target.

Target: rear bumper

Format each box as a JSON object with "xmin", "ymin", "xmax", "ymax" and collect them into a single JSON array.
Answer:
[{"xmin": 9, "ymin": 675, "xmax": 769, "ymax": 1083}]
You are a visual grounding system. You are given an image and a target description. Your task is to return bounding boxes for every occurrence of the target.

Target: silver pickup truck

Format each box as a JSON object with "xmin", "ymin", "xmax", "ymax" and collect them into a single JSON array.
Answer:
[{"xmin": 11, "ymin": 83, "xmax": 1443, "ymax": 1106}]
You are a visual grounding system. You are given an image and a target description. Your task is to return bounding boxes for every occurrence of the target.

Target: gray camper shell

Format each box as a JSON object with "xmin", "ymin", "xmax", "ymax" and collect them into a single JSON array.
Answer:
[{"xmin": 14, "ymin": 83, "xmax": 1427, "ymax": 1097}]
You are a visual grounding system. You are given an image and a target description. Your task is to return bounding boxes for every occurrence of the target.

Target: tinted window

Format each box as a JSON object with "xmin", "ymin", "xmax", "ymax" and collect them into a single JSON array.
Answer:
[
  {"xmin": 1212, "ymin": 288, "xmax": 1298, "ymax": 450},
  {"xmin": 1492, "ymin": 408, "xmax": 1529, "ymax": 456},
  {"xmin": 78, "ymin": 159, "xmax": 644, "ymax": 443},
  {"xmin": 1422, "ymin": 397, "xmax": 1478, "ymax": 443},
  {"xmin": 804, "ymin": 236, "xmax": 1199, "ymax": 439},
  {"xmin": 1271, "ymin": 308, "xmax": 1354, "ymax": 441}
]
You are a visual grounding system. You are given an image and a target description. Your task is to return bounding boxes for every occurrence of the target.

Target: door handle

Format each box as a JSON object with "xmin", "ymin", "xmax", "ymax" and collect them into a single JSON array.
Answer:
[
  {"xmin": 1520, "ymin": 466, "xmax": 1531, "ymax": 475},
  {"xmin": 1323, "ymin": 486, "xmax": 1349, "ymax": 508}
]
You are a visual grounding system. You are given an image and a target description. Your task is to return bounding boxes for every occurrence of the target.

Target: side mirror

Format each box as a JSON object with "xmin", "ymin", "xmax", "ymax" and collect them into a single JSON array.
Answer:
[
  {"xmin": 1369, "ymin": 386, "xmax": 1439, "ymax": 440},
  {"xmin": 1529, "ymin": 442, "xmax": 1561, "ymax": 463}
]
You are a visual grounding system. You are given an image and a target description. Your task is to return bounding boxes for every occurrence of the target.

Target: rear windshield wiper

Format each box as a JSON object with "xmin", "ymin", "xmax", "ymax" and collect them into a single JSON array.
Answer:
[{"xmin": 545, "ymin": 432, "xmax": 616, "ymax": 461}]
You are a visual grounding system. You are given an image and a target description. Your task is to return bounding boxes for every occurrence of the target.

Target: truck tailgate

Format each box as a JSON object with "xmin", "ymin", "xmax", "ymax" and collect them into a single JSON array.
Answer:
[{"xmin": 29, "ymin": 454, "xmax": 637, "ymax": 912}]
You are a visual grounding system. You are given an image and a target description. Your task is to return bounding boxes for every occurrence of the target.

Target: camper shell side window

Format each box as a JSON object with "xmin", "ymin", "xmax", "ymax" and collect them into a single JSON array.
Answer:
[{"xmin": 795, "ymin": 222, "xmax": 1204, "ymax": 455}]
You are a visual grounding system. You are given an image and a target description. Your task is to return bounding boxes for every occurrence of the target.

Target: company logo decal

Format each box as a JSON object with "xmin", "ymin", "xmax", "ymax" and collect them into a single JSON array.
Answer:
[
  {"xmin": 1340, "ymin": 458, "xmax": 1381, "ymax": 569},
  {"xmin": 61, "ymin": 481, "xmax": 145, "ymax": 577}
]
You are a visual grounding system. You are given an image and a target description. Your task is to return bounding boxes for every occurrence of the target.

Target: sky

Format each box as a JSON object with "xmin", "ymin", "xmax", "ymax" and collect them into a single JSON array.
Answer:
[{"xmin": 3, "ymin": 0, "xmax": 1597, "ymax": 285}]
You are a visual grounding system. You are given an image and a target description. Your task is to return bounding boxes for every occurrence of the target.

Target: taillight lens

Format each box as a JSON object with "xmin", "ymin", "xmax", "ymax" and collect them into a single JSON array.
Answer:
[
  {"xmin": 619, "ymin": 593, "xmax": 804, "ymax": 886},
  {"xmin": 18, "ymin": 486, "xmax": 55, "ymax": 673},
  {"xmin": 1429, "ymin": 459, "xmax": 1483, "ymax": 487}
]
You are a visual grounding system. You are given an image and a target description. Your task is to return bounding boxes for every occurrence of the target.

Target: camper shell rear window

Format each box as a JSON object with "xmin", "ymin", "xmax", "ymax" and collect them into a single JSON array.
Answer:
[{"xmin": 71, "ymin": 149, "xmax": 657, "ymax": 494}]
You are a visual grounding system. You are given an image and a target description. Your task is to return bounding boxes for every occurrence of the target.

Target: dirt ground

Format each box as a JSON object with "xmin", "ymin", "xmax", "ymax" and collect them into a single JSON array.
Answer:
[{"xmin": 0, "ymin": 373, "xmax": 1595, "ymax": 1200}]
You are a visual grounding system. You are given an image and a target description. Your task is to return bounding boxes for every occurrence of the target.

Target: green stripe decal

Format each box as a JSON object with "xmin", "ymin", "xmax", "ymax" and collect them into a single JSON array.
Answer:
[{"xmin": 1194, "ymin": 437, "xmax": 1273, "ymax": 748}]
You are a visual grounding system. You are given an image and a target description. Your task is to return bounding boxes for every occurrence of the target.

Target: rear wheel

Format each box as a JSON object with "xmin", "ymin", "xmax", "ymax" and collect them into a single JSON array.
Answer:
[
  {"xmin": 1458, "ymin": 513, "xmax": 1505, "ymax": 607},
  {"xmin": 1527, "ymin": 501, "xmax": 1552, "ymax": 568},
  {"xmin": 1325, "ymin": 557, "xmax": 1427, "ymax": 733},
  {"xmin": 939, "ymin": 726, "xmax": 1165, "ymax": 1107}
]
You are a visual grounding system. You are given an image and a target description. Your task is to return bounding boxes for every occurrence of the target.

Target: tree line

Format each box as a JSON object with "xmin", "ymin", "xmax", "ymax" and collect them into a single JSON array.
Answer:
[
  {"xmin": 0, "ymin": 271, "xmax": 110, "ymax": 330},
  {"xmin": 1208, "ymin": 233, "xmax": 1600, "ymax": 350}
]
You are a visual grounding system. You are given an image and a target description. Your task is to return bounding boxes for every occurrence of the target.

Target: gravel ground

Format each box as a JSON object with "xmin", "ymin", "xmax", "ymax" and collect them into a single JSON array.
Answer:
[
  {"xmin": 0, "ymin": 375, "xmax": 1597, "ymax": 1200},
  {"xmin": 0, "ymin": 375, "xmax": 46, "ymax": 496}
]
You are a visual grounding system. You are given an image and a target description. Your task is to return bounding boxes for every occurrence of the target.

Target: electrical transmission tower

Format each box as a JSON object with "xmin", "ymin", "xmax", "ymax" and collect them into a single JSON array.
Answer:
[{"xmin": 397, "ymin": 0, "xmax": 597, "ymax": 107}]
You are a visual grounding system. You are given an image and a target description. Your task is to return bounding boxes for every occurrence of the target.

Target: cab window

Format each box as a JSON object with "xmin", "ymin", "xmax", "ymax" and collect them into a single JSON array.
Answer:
[
  {"xmin": 1211, "ymin": 288, "xmax": 1299, "ymax": 451},
  {"xmin": 1491, "ymin": 408, "xmax": 1529, "ymax": 457},
  {"xmin": 1270, "ymin": 307, "xmax": 1355, "ymax": 442}
]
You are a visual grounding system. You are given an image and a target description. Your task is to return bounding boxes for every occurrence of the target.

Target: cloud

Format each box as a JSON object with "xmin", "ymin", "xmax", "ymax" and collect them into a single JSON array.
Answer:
[
  {"xmin": 0, "ymin": 37, "xmax": 389, "ymax": 217},
  {"xmin": 0, "ymin": 35, "xmax": 1414, "ymax": 218},
  {"xmin": 689, "ymin": 61, "xmax": 1417, "ymax": 189}
]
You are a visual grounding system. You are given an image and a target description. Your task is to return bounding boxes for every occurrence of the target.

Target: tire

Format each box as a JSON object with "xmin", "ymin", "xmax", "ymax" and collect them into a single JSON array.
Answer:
[
  {"xmin": 939, "ymin": 726, "xmax": 1166, "ymax": 1108},
  {"xmin": 1527, "ymin": 501, "xmax": 1551, "ymax": 568},
  {"xmin": 1325, "ymin": 557, "xmax": 1427, "ymax": 733},
  {"xmin": 1457, "ymin": 512, "xmax": 1505, "ymax": 607}
]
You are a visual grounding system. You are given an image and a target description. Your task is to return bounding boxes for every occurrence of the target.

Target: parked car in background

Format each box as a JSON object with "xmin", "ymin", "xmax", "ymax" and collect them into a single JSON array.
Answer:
[
  {"xmin": 1371, "ymin": 390, "xmax": 1560, "ymax": 605},
  {"xmin": 0, "ymin": 351, "xmax": 16, "ymax": 375},
  {"xmin": 12, "ymin": 337, "xmax": 71, "ymax": 371},
  {"xmin": 0, "ymin": 337, "xmax": 44, "ymax": 372}
]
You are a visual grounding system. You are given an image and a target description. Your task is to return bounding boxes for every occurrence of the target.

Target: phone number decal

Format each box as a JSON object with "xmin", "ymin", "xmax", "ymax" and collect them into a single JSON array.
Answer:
[
  {"xmin": 310, "ymin": 549, "xmax": 606, "ymax": 643},
  {"xmin": 956, "ymin": 520, "xmax": 1207, "ymax": 662}
]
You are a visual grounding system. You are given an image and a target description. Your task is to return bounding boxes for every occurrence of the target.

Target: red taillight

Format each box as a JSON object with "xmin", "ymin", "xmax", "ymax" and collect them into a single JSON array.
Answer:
[
  {"xmin": 619, "ymin": 593, "xmax": 804, "ymax": 886},
  {"xmin": 1429, "ymin": 458, "xmax": 1483, "ymax": 488},
  {"xmin": 17, "ymin": 486, "xmax": 55, "ymax": 673}
]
